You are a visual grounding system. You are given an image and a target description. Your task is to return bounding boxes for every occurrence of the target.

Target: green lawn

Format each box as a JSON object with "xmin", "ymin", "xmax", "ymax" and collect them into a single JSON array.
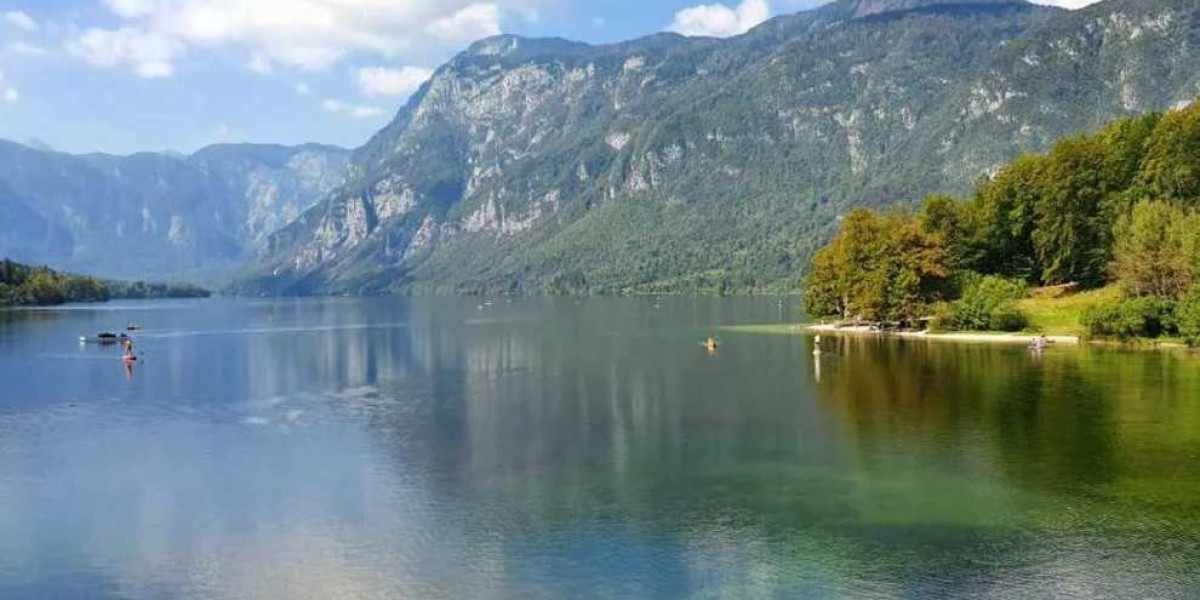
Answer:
[
  {"xmin": 720, "ymin": 286, "xmax": 1120, "ymax": 339},
  {"xmin": 1016, "ymin": 285, "xmax": 1121, "ymax": 337},
  {"xmin": 721, "ymin": 285, "xmax": 1193, "ymax": 347}
]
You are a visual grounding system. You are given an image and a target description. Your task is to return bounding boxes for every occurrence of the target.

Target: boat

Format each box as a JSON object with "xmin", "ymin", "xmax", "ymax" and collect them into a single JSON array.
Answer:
[{"xmin": 80, "ymin": 332, "xmax": 129, "ymax": 344}]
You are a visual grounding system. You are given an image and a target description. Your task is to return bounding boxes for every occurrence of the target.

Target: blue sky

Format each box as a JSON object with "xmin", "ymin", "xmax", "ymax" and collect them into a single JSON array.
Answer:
[{"xmin": 0, "ymin": 0, "xmax": 1099, "ymax": 155}]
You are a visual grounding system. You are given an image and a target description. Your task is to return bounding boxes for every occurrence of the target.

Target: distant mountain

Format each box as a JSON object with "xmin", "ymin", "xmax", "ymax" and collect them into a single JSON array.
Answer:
[
  {"xmin": 0, "ymin": 180, "xmax": 73, "ymax": 266},
  {"xmin": 23, "ymin": 138, "xmax": 54, "ymax": 152},
  {"xmin": 0, "ymin": 141, "xmax": 350, "ymax": 281},
  {"xmin": 189, "ymin": 144, "xmax": 352, "ymax": 249},
  {"xmin": 240, "ymin": 0, "xmax": 1200, "ymax": 295}
]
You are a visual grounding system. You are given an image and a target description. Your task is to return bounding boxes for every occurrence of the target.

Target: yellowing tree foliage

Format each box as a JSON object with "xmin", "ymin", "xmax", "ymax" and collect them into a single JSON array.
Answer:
[
  {"xmin": 805, "ymin": 98, "xmax": 1200, "ymax": 342},
  {"xmin": 805, "ymin": 209, "xmax": 947, "ymax": 324}
]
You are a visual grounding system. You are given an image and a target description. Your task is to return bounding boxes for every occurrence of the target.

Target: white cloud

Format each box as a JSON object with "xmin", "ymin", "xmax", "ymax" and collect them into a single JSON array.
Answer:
[
  {"xmin": 5, "ymin": 42, "xmax": 47, "ymax": 56},
  {"xmin": 669, "ymin": 0, "xmax": 771, "ymax": 38},
  {"xmin": 65, "ymin": 27, "xmax": 184, "ymax": 79},
  {"xmin": 427, "ymin": 4, "xmax": 503, "ymax": 44},
  {"xmin": 295, "ymin": 81, "xmax": 312, "ymax": 96},
  {"xmin": 0, "ymin": 71, "xmax": 18, "ymax": 103},
  {"xmin": 104, "ymin": 0, "xmax": 158, "ymax": 18},
  {"xmin": 322, "ymin": 98, "xmax": 387, "ymax": 119},
  {"xmin": 246, "ymin": 53, "xmax": 273, "ymax": 74},
  {"xmin": 355, "ymin": 65, "xmax": 433, "ymax": 98},
  {"xmin": 3, "ymin": 10, "xmax": 37, "ymax": 32},
  {"xmin": 71, "ymin": 0, "xmax": 529, "ymax": 78}
]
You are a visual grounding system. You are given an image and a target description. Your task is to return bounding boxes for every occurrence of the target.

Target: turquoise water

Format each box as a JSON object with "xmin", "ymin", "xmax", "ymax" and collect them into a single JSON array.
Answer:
[{"xmin": 1, "ymin": 297, "xmax": 1198, "ymax": 599}]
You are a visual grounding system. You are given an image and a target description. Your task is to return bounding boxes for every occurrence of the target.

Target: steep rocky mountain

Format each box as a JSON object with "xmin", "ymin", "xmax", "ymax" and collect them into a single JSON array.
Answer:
[
  {"xmin": 0, "ymin": 181, "xmax": 74, "ymax": 266},
  {"xmin": 242, "ymin": 0, "xmax": 1200, "ymax": 295},
  {"xmin": 189, "ymin": 144, "xmax": 352, "ymax": 249},
  {"xmin": 0, "ymin": 141, "xmax": 349, "ymax": 280}
]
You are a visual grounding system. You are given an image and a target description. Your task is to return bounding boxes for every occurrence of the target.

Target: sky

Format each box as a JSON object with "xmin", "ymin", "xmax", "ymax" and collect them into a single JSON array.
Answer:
[{"xmin": 0, "ymin": 0, "xmax": 1102, "ymax": 155}]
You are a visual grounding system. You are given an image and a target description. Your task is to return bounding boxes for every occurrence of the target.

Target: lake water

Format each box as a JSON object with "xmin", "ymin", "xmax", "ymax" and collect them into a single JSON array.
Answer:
[{"xmin": 1, "ymin": 297, "xmax": 1198, "ymax": 599}]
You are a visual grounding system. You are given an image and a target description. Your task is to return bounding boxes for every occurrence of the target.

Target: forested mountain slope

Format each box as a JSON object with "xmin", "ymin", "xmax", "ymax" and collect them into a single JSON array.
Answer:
[{"xmin": 231, "ymin": 0, "xmax": 1200, "ymax": 294}]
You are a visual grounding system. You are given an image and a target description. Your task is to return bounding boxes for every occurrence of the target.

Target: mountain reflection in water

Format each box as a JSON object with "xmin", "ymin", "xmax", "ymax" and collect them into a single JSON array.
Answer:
[{"xmin": 0, "ymin": 298, "xmax": 1197, "ymax": 599}]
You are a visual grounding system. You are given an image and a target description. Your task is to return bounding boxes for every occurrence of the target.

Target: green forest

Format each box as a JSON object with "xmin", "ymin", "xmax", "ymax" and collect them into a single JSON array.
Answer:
[
  {"xmin": 804, "ymin": 100, "xmax": 1200, "ymax": 344},
  {"xmin": 0, "ymin": 259, "xmax": 210, "ymax": 307}
]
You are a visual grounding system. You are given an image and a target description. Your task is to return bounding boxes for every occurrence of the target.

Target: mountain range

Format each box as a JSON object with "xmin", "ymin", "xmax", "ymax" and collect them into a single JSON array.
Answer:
[
  {"xmin": 0, "ymin": 141, "xmax": 349, "ymax": 281},
  {"xmin": 4, "ymin": 0, "xmax": 1200, "ymax": 294}
]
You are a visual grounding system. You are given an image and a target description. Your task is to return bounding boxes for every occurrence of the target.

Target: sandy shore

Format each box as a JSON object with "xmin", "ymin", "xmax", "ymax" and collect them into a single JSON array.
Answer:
[{"xmin": 807, "ymin": 324, "xmax": 1080, "ymax": 345}]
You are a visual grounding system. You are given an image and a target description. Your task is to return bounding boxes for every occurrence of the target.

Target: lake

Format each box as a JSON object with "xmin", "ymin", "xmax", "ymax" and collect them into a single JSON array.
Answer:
[{"xmin": 1, "ymin": 297, "xmax": 1198, "ymax": 599}]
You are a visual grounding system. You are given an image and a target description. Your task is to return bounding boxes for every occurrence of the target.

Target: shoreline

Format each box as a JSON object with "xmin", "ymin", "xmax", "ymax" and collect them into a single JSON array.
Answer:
[
  {"xmin": 722, "ymin": 323, "xmax": 1196, "ymax": 351},
  {"xmin": 805, "ymin": 324, "xmax": 1080, "ymax": 345}
]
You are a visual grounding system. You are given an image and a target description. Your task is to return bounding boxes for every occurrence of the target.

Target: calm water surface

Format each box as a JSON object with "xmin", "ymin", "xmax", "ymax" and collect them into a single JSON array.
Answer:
[{"xmin": 1, "ymin": 297, "xmax": 1198, "ymax": 599}]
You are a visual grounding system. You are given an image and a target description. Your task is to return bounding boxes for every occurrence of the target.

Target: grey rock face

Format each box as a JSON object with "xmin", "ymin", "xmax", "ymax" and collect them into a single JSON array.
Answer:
[
  {"xmin": 250, "ymin": 0, "xmax": 1200, "ymax": 295},
  {"xmin": 0, "ymin": 141, "xmax": 349, "ymax": 280}
]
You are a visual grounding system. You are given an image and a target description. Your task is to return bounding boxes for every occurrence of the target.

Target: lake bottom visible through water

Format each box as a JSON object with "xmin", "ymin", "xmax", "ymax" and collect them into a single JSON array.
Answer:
[{"xmin": 0, "ymin": 297, "xmax": 1198, "ymax": 599}]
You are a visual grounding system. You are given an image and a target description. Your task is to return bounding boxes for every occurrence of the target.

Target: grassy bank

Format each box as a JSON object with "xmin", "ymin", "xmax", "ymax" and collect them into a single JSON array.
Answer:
[
  {"xmin": 721, "ymin": 323, "xmax": 1079, "ymax": 345},
  {"xmin": 1016, "ymin": 285, "xmax": 1120, "ymax": 337},
  {"xmin": 722, "ymin": 285, "xmax": 1197, "ymax": 348}
]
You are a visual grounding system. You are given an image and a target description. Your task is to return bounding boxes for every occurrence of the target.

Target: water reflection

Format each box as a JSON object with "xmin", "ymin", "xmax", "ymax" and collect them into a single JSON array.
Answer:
[
  {"xmin": 813, "ymin": 337, "xmax": 1200, "ymax": 526},
  {"xmin": 0, "ymin": 298, "xmax": 1198, "ymax": 599}
]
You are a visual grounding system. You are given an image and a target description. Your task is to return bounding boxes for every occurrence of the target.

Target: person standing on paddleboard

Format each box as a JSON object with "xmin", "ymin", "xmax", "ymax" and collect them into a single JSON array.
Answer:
[{"xmin": 122, "ymin": 336, "xmax": 137, "ymax": 362}]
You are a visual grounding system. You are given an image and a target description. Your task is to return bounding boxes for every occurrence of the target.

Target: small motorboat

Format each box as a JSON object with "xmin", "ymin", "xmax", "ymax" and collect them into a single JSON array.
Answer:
[{"xmin": 80, "ymin": 332, "xmax": 129, "ymax": 344}]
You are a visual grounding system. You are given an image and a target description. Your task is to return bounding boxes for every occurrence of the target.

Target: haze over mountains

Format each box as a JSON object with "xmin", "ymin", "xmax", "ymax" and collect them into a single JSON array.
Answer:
[
  {"xmin": 0, "ymin": 141, "xmax": 349, "ymax": 281},
  {"xmin": 4, "ymin": 0, "xmax": 1199, "ymax": 293}
]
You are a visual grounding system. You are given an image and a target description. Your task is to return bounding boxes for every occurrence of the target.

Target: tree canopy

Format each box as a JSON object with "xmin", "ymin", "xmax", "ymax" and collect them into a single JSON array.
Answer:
[
  {"xmin": 0, "ymin": 260, "xmax": 109, "ymax": 306},
  {"xmin": 804, "ymin": 98, "xmax": 1200, "ymax": 342},
  {"xmin": 805, "ymin": 209, "xmax": 947, "ymax": 324},
  {"xmin": 0, "ymin": 259, "xmax": 210, "ymax": 307}
]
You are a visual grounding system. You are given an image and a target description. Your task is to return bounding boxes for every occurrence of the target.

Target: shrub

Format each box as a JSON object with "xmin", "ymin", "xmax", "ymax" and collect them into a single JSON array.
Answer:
[
  {"xmin": 989, "ymin": 308, "xmax": 1030, "ymax": 332},
  {"xmin": 1178, "ymin": 287, "xmax": 1200, "ymax": 346},
  {"xmin": 1082, "ymin": 296, "xmax": 1178, "ymax": 340},
  {"xmin": 945, "ymin": 274, "xmax": 1029, "ymax": 332}
]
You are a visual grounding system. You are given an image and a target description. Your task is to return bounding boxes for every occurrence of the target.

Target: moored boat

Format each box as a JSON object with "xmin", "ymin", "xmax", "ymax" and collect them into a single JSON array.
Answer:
[{"xmin": 79, "ymin": 332, "xmax": 129, "ymax": 344}]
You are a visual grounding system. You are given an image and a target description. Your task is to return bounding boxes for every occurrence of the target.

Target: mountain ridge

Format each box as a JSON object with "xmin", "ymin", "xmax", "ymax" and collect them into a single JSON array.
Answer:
[
  {"xmin": 0, "ymin": 140, "xmax": 351, "ymax": 280},
  {"xmin": 7, "ymin": 0, "xmax": 1200, "ymax": 295},
  {"xmin": 841, "ymin": 0, "xmax": 1030, "ymax": 18},
  {"xmin": 246, "ymin": 0, "xmax": 1079, "ymax": 294}
]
